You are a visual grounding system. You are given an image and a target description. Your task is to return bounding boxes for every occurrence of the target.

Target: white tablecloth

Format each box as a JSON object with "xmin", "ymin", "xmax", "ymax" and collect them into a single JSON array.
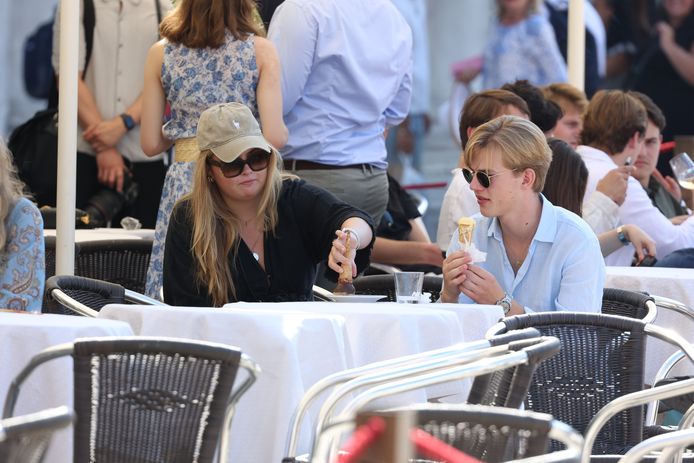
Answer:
[
  {"xmin": 98, "ymin": 301, "xmax": 501, "ymax": 462},
  {"xmin": 606, "ymin": 266, "xmax": 694, "ymax": 382},
  {"xmin": 0, "ymin": 313, "xmax": 134, "ymax": 463},
  {"xmin": 44, "ymin": 228, "xmax": 154, "ymax": 242},
  {"xmin": 99, "ymin": 304, "xmax": 350, "ymax": 463}
]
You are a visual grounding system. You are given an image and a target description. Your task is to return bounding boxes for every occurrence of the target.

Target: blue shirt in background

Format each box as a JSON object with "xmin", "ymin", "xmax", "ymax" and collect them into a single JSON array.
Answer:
[
  {"xmin": 268, "ymin": 0, "xmax": 413, "ymax": 168},
  {"xmin": 446, "ymin": 195, "xmax": 604, "ymax": 313}
]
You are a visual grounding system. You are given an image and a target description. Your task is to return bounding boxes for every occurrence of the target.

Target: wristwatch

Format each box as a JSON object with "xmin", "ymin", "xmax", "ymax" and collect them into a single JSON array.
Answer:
[
  {"xmin": 120, "ymin": 113, "xmax": 135, "ymax": 131},
  {"xmin": 495, "ymin": 292, "xmax": 513, "ymax": 315},
  {"xmin": 616, "ymin": 226, "xmax": 630, "ymax": 246}
]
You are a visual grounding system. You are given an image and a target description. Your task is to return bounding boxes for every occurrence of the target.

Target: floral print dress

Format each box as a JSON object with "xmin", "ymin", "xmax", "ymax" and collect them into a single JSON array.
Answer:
[
  {"xmin": 146, "ymin": 31, "xmax": 259, "ymax": 299},
  {"xmin": 0, "ymin": 198, "xmax": 45, "ymax": 312}
]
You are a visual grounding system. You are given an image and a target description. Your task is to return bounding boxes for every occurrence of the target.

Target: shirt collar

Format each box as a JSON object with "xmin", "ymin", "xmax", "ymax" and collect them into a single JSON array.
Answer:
[{"xmin": 487, "ymin": 194, "xmax": 557, "ymax": 244}]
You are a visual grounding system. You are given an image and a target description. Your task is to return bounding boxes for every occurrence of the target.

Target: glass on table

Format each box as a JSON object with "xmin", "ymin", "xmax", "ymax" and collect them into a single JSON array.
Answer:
[
  {"xmin": 669, "ymin": 152, "xmax": 694, "ymax": 190},
  {"xmin": 394, "ymin": 272, "xmax": 424, "ymax": 304}
]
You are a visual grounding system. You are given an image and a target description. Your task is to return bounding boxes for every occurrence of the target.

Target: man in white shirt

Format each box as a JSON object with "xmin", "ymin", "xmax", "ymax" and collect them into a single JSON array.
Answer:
[
  {"xmin": 52, "ymin": 0, "xmax": 171, "ymax": 228},
  {"xmin": 578, "ymin": 90, "xmax": 694, "ymax": 266}
]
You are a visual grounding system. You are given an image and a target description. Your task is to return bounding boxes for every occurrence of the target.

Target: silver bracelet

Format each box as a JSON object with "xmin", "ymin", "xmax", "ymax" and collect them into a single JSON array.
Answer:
[{"xmin": 341, "ymin": 227, "xmax": 361, "ymax": 249}]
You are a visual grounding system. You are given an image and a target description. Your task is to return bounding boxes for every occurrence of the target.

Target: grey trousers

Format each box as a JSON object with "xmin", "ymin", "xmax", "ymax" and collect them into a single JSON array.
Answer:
[{"xmin": 287, "ymin": 165, "xmax": 388, "ymax": 226}]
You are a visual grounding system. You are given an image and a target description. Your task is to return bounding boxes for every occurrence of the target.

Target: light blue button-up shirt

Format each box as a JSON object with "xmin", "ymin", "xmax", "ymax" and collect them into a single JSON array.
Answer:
[
  {"xmin": 268, "ymin": 0, "xmax": 413, "ymax": 168},
  {"xmin": 446, "ymin": 195, "xmax": 604, "ymax": 313}
]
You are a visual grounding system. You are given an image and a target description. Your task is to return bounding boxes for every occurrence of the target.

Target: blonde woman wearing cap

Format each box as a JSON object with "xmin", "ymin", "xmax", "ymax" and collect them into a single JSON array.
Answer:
[
  {"xmin": 140, "ymin": 0, "xmax": 288, "ymax": 299},
  {"xmin": 0, "ymin": 139, "xmax": 45, "ymax": 312},
  {"xmin": 163, "ymin": 103, "xmax": 373, "ymax": 306}
]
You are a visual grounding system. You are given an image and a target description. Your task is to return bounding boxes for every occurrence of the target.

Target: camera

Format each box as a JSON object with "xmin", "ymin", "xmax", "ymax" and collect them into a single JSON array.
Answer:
[{"xmin": 84, "ymin": 172, "xmax": 139, "ymax": 227}]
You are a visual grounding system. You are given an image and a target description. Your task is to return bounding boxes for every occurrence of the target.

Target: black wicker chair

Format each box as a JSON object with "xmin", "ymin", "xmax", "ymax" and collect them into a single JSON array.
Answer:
[
  {"xmin": 3, "ymin": 337, "xmax": 260, "ymax": 463},
  {"xmin": 0, "ymin": 406, "xmax": 73, "ymax": 463},
  {"xmin": 44, "ymin": 236, "xmax": 152, "ymax": 294},
  {"xmin": 601, "ymin": 288, "xmax": 656, "ymax": 321},
  {"xmin": 352, "ymin": 274, "xmax": 443, "ymax": 303},
  {"xmin": 486, "ymin": 312, "xmax": 694, "ymax": 456},
  {"xmin": 43, "ymin": 275, "xmax": 164, "ymax": 316}
]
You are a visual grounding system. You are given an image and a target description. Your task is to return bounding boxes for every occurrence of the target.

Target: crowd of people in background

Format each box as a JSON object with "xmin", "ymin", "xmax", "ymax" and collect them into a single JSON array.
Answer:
[{"xmin": 1, "ymin": 0, "xmax": 694, "ymax": 311}]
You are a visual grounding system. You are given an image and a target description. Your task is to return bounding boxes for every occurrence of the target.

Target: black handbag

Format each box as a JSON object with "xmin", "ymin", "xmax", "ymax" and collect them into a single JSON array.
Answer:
[{"xmin": 8, "ymin": 108, "xmax": 60, "ymax": 207}]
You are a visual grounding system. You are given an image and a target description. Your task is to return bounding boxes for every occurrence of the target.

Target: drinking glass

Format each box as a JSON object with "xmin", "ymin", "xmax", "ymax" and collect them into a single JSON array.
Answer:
[
  {"xmin": 394, "ymin": 272, "xmax": 424, "ymax": 304},
  {"xmin": 669, "ymin": 152, "xmax": 694, "ymax": 190}
]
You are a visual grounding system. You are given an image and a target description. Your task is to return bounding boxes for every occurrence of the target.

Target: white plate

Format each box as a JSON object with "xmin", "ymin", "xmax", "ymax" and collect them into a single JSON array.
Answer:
[{"xmin": 331, "ymin": 294, "xmax": 388, "ymax": 303}]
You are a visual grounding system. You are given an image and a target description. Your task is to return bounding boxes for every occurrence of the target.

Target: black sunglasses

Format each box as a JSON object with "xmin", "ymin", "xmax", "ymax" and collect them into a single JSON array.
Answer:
[
  {"xmin": 462, "ymin": 167, "xmax": 516, "ymax": 188},
  {"xmin": 207, "ymin": 149, "xmax": 271, "ymax": 178}
]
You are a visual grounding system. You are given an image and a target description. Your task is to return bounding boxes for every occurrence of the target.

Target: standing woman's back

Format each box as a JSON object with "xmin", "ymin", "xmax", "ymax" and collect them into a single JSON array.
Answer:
[{"xmin": 140, "ymin": 0, "xmax": 287, "ymax": 299}]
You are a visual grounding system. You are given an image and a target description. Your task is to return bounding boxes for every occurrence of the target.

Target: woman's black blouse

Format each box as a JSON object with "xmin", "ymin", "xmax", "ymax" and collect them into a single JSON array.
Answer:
[{"xmin": 163, "ymin": 179, "xmax": 375, "ymax": 306}]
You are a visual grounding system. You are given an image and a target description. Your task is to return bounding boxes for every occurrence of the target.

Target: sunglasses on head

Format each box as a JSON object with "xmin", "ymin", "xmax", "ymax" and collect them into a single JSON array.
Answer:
[
  {"xmin": 462, "ymin": 167, "xmax": 516, "ymax": 188},
  {"xmin": 207, "ymin": 149, "xmax": 271, "ymax": 178}
]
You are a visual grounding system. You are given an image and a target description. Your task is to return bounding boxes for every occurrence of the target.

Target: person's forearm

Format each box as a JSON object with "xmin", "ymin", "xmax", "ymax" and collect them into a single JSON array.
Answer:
[
  {"xmin": 124, "ymin": 93, "xmax": 143, "ymax": 124},
  {"xmin": 76, "ymin": 77, "xmax": 103, "ymax": 129},
  {"xmin": 597, "ymin": 229, "xmax": 622, "ymax": 257},
  {"xmin": 662, "ymin": 41, "xmax": 694, "ymax": 86},
  {"xmin": 340, "ymin": 217, "xmax": 373, "ymax": 250},
  {"xmin": 371, "ymin": 238, "xmax": 434, "ymax": 266}
]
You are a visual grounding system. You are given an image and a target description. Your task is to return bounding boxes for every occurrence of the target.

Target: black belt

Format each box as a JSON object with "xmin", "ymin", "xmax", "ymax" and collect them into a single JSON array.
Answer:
[{"xmin": 283, "ymin": 160, "xmax": 373, "ymax": 171}]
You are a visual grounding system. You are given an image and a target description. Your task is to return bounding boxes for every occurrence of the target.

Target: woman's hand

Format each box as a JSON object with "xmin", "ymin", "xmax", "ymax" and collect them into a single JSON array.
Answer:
[
  {"xmin": 623, "ymin": 224, "xmax": 656, "ymax": 264},
  {"xmin": 652, "ymin": 169, "xmax": 682, "ymax": 202},
  {"xmin": 328, "ymin": 230, "xmax": 357, "ymax": 277},
  {"xmin": 657, "ymin": 21, "xmax": 676, "ymax": 51},
  {"xmin": 460, "ymin": 265, "xmax": 505, "ymax": 305},
  {"xmin": 441, "ymin": 250, "xmax": 471, "ymax": 302}
]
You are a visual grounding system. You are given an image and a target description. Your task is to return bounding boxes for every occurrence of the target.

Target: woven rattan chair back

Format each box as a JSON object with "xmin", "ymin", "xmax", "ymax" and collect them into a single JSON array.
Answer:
[
  {"xmin": 412, "ymin": 405, "xmax": 554, "ymax": 462},
  {"xmin": 0, "ymin": 407, "xmax": 73, "ymax": 463},
  {"xmin": 467, "ymin": 333, "xmax": 558, "ymax": 410},
  {"xmin": 352, "ymin": 274, "xmax": 442, "ymax": 302},
  {"xmin": 72, "ymin": 338, "xmax": 241, "ymax": 463},
  {"xmin": 496, "ymin": 313, "xmax": 647, "ymax": 455},
  {"xmin": 44, "ymin": 275, "xmax": 126, "ymax": 315},
  {"xmin": 74, "ymin": 239, "xmax": 152, "ymax": 294},
  {"xmin": 601, "ymin": 288, "xmax": 654, "ymax": 320},
  {"xmin": 43, "ymin": 238, "xmax": 152, "ymax": 310}
]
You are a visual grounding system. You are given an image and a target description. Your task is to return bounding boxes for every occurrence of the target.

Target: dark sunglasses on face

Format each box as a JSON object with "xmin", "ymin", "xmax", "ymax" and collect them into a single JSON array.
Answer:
[
  {"xmin": 207, "ymin": 149, "xmax": 271, "ymax": 178},
  {"xmin": 462, "ymin": 167, "xmax": 516, "ymax": 188}
]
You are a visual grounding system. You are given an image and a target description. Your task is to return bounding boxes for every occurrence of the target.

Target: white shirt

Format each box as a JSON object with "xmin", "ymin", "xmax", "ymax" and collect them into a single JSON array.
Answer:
[
  {"xmin": 578, "ymin": 144, "xmax": 694, "ymax": 265},
  {"xmin": 583, "ymin": 190, "xmax": 619, "ymax": 235},
  {"xmin": 436, "ymin": 169, "xmax": 480, "ymax": 250},
  {"xmin": 52, "ymin": 0, "xmax": 171, "ymax": 162},
  {"xmin": 268, "ymin": 0, "xmax": 413, "ymax": 168}
]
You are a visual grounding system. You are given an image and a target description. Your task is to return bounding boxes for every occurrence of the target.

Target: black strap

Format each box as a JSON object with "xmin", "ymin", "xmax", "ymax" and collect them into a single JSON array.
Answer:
[
  {"xmin": 155, "ymin": 0, "xmax": 162, "ymax": 33},
  {"xmin": 83, "ymin": 0, "xmax": 95, "ymax": 79}
]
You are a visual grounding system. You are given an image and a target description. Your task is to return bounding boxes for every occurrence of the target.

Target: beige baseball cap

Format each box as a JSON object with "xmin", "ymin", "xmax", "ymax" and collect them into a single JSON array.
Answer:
[{"xmin": 196, "ymin": 102, "xmax": 271, "ymax": 162}]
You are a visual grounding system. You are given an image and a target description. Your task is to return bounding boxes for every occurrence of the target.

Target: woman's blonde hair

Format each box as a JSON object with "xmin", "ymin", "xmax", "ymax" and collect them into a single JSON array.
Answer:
[
  {"xmin": 160, "ymin": 0, "xmax": 264, "ymax": 49},
  {"xmin": 463, "ymin": 115, "xmax": 552, "ymax": 193},
  {"xmin": 188, "ymin": 147, "xmax": 291, "ymax": 306},
  {"xmin": 0, "ymin": 139, "xmax": 28, "ymax": 251}
]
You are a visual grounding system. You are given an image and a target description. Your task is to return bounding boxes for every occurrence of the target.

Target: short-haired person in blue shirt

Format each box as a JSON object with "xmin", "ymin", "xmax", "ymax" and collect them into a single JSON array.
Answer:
[{"xmin": 440, "ymin": 115, "xmax": 605, "ymax": 314}]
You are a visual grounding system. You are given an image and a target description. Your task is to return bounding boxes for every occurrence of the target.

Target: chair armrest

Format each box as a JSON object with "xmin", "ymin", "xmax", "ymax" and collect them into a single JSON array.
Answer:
[
  {"xmin": 124, "ymin": 289, "xmax": 168, "ymax": 306},
  {"xmin": 651, "ymin": 295, "xmax": 694, "ymax": 324},
  {"xmin": 618, "ymin": 427, "xmax": 694, "ymax": 463},
  {"xmin": 219, "ymin": 354, "xmax": 261, "ymax": 463},
  {"xmin": 2, "ymin": 343, "xmax": 74, "ymax": 418},
  {"xmin": 582, "ymin": 377, "xmax": 694, "ymax": 463},
  {"xmin": 50, "ymin": 289, "xmax": 99, "ymax": 317}
]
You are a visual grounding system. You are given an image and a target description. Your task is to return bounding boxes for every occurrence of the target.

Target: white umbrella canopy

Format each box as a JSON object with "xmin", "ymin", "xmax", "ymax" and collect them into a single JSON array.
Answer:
[
  {"xmin": 567, "ymin": 0, "xmax": 586, "ymax": 92},
  {"xmin": 55, "ymin": 0, "xmax": 78, "ymax": 275}
]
